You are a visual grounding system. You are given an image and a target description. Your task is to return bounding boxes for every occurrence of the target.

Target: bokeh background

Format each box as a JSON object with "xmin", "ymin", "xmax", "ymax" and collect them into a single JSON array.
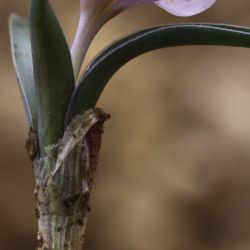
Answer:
[{"xmin": 1, "ymin": 1, "xmax": 250, "ymax": 249}]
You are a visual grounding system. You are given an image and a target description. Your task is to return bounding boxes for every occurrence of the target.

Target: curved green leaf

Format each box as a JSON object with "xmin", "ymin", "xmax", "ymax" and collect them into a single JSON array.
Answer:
[
  {"xmin": 66, "ymin": 23, "xmax": 250, "ymax": 124},
  {"xmin": 9, "ymin": 14, "xmax": 37, "ymax": 129},
  {"xmin": 30, "ymin": 0, "xmax": 75, "ymax": 154}
]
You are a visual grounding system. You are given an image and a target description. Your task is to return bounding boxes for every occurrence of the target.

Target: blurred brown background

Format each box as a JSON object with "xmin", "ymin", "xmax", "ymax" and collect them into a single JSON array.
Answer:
[{"xmin": 2, "ymin": 1, "xmax": 250, "ymax": 250}]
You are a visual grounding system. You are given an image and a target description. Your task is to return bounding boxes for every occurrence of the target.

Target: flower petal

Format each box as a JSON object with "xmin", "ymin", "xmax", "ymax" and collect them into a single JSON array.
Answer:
[
  {"xmin": 80, "ymin": 0, "xmax": 154, "ymax": 10},
  {"xmin": 72, "ymin": 0, "xmax": 215, "ymax": 79},
  {"xmin": 155, "ymin": 0, "xmax": 216, "ymax": 16}
]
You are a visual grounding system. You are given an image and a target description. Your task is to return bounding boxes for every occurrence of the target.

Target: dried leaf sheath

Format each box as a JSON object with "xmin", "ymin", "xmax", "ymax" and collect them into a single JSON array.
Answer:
[{"xmin": 32, "ymin": 109, "xmax": 110, "ymax": 250}]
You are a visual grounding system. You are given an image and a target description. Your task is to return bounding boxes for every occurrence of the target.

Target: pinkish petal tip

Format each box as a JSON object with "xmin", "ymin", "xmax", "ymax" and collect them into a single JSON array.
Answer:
[{"xmin": 155, "ymin": 0, "xmax": 216, "ymax": 17}]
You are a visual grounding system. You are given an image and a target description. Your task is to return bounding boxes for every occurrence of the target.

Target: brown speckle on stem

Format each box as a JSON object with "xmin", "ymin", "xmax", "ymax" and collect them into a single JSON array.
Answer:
[{"xmin": 25, "ymin": 127, "xmax": 39, "ymax": 161}]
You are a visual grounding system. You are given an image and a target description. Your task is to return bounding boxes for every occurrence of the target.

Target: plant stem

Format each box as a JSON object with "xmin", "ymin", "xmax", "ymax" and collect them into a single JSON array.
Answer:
[{"xmin": 26, "ymin": 109, "xmax": 110, "ymax": 250}]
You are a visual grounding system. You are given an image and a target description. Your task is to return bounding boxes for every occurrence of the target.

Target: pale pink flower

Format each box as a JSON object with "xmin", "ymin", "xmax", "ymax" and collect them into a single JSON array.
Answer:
[{"xmin": 71, "ymin": 0, "xmax": 216, "ymax": 79}]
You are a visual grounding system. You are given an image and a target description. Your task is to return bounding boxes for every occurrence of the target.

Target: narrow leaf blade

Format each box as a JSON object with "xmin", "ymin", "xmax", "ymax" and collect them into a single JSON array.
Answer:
[
  {"xmin": 9, "ymin": 14, "xmax": 37, "ymax": 128},
  {"xmin": 30, "ymin": 0, "xmax": 75, "ymax": 153},
  {"xmin": 66, "ymin": 23, "xmax": 250, "ymax": 124}
]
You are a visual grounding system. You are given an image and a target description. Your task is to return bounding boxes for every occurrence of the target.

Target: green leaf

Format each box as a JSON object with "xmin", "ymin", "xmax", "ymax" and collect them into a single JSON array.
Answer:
[
  {"xmin": 9, "ymin": 14, "xmax": 37, "ymax": 129},
  {"xmin": 30, "ymin": 0, "xmax": 75, "ymax": 154},
  {"xmin": 65, "ymin": 23, "xmax": 250, "ymax": 124}
]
